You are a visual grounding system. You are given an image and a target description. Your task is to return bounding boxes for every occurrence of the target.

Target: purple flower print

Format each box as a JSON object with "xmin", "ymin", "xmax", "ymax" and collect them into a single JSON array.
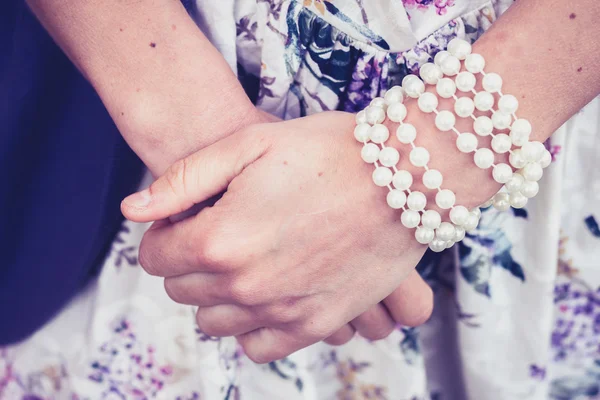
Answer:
[{"xmin": 402, "ymin": 0, "xmax": 456, "ymax": 16}]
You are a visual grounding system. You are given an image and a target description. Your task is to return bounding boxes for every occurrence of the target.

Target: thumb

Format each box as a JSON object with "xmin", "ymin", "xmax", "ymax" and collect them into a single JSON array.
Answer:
[{"xmin": 121, "ymin": 128, "xmax": 269, "ymax": 222}]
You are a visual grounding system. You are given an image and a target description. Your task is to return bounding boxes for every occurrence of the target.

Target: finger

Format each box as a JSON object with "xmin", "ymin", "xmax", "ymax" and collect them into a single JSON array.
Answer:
[
  {"xmin": 383, "ymin": 270, "xmax": 434, "ymax": 327},
  {"xmin": 350, "ymin": 304, "xmax": 395, "ymax": 341},
  {"xmin": 164, "ymin": 273, "xmax": 228, "ymax": 305},
  {"xmin": 139, "ymin": 205, "xmax": 233, "ymax": 276},
  {"xmin": 323, "ymin": 324, "xmax": 355, "ymax": 346},
  {"xmin": 138, "ymin": 213, "xmax": 213, "ymax": 276},
  {"xmin": 121, "ymin": 127, "xmax": 269, "ymax": 223},
  {"xmin": 196, "ymin": 305, "xmax": 262, "ymax": 337},
  {"xmin": 237, "ymin": 328, "xmax": 315, "ymax": 364}
]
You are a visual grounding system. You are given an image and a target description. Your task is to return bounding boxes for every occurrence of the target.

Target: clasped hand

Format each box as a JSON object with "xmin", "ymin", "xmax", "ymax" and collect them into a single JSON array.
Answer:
[{"xmin": 122, "ymin": 111, "xmax": 433, "ymax": 363}]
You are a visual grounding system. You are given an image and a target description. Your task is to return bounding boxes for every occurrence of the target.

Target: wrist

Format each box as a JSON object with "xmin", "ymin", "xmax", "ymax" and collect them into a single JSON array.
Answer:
[{"xmin": 384, "ymin": 99, "xmax": 502, "ymax": 212}]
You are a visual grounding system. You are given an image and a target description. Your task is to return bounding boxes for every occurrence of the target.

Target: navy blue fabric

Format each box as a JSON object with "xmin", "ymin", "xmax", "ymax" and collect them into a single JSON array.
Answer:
[{"xmin": 0, "ymin": 2, "xmax": 145, "ymax": 344}]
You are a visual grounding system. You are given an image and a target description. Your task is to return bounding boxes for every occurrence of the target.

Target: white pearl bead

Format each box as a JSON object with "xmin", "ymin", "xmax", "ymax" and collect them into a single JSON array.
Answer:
[
  {"xmin": 463, "ymin": 212, "xmax": 480, "ymax": 231},
  {"xmin": 509, "ymin": 192, "xmax": 528, "ymax": 209},
  {"xmin": 401, "ymin": 209, "xmax": 421, "ymax": 229},
  {"xmin": 410, "ymin": 147, "xmax": 430, "ymax": 167},
  {"xmin": 482, "ymin": 72, "xmax": 503, "ymax": 93},
  {"xmin": 474, "ymin": 91, "xmax": 495, "ymax": 111},
  {"xmin": 419, "ymin": 63, "xmax": 443, "ymax": 85},
  {"xmin": 436, "ymin": 78, "xmax": 457, "ymax": 98},
  {"xmin": 455, "ymin": 71, "xmax": 476, "ymax": 92},
  {"xmin": 355, "ymin": 110, "xmax": 367, "ymax": 125},
  {"xmin": 369, "ymin": 124, "xmax": 390, "ymax": 144},
  {"xmin": 456, "ymin": 132, "xmax": 478, "ymax": 153},
  {"xmin": 387, "ymin": 102, "xmax": 407, "ymax": 122},
  {"xmin": 384, "ymin": 86, "xmax": 405, "ymax": 105},
  {"xmin": 423, "ymin": 169, "xmax": 443, "ymax": 189},
  {"xmin": 435, "ymin": 110, "xmax": 456, "ymax": 131},
  {"xmin": 465, "ymin": 53, "xmax": 485, "ymax": 74},
  {"xmin": 491, "ymin": 111, "xmax": 512, "ymax": 130},
  {"xmin": 372, "ymin": 167, "xmax": 393, "ymax": 187},
  {"xmin": 415, "ymin": 226, "xmax": 435, "ymax": 244},
  {"xmin": 498, "ymin": 94, "xmax": 519, "ymax": 114},
  {"xmin": 540, "ymin": 149, "xmax": 552, "ymax": 168},
  {"xmin": 417, "ymin": 92, "xmax": 439, "ymax": 113},
  {"xmin": 491, "ymin": 133, "xmax": 512, "ymax": 154},
  {"xmin": 509, "ymin": 149, "xmax": 527, "ymax": 169},
  {"xmin": 441, "ymin": 55, "xmax": 461, "ymax": 76},
  {"xmin": 436, "ymin": 222, "xmax": 456, "ymax": 241},
  {"xmin": 354, "ymin": 123, "xmax": 371, "ymax": 142},
  {"xmin": 474, "ymin": 116, "xmax": 494, "ymax": 136},
  {"xmin": 434, "ymin": 50, "xmax": 450, "ymax": 66},
  {"xmin": 523, "ymin": 162, "xmax": 543, "ymax": 182},
  {"xmin": 429, "ymin": 238, "xmax": 447, "ymax": 253},
  {"xmin": 521, "ymin": 141, "xmax": 545, "ymax": 162},
  {"xmin": 492, "ymin": 163, "xmax": 513, "ymax": 184},
  {"xmin": 421, "ymin": 209, "xmax": 442, "ymax": 229},
  {"xmin": 474, "ymin": 148, "xmax": 495, "ymax": 169},
  {"xmin": 360, "ymin": 143, "xmax": 380, "ymax": 163},
  {"xmin": 510, "ymin": 119, "xmax": 532, "ymax": 146},
  {"xmin": 520, "ymin": 180, "xmax": 539, "ymax": 198},
  {"xmin": 493, "ymin": 192, "xmax": 511, "ymax": 211},
  {"xmin": 450, "ymin": 205, "xmax": 469, "ymax": 226},
  {"xmin": 455, "ymin": 97, "xmax": 475, "ymax": 118},
  {"xmin": 436, "ymin": 189, "xmax": 456, "ymax": 209},
  {"xmin": 393, "ymin": 170, "xmax": 413, "ymax": 191},
  {"xmin": 407, "ymin": 191, "xmax": 427, "ymax": 211},
  {"xmin": 505, "ymin": 173, "xmax": 525, "ymax": 193},
  {"xmin": 447, "ymin": 38, "xmax": 472, "ymax": 60},
  {"xmin": 386, "ymin": 189, "xmax": 407, "ymax": 209},
  {"xmin": 471, "ymin": 208, "xmax": 481, "ymax": 218},
  {"xmin": 378, "ymin": 146, "xmax": 400, "ymax": 167},
  {"xmin": 402, "ymin": 75, "xmax": 425, "ymax": 98},
  {"xmin": 454, "ymin": 226, "xmax": 466, "ymax": 241},
  {"xmin": 370, "ymin": 97, "xmax": 386, "ymax": 108},
  {"xmin": 396, "ymin": 123, "xmax": 417, "ymax": 144},
  {"xmin": 365, "ymin": 106, "xmax": 385, "ymax": 124}
]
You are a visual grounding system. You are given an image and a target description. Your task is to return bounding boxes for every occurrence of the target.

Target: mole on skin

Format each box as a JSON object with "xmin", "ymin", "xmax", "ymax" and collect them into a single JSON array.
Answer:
[
  {"xmin": 150, "ymin": 42, "xmax": 156, "ymax": 48},
  {"xmin": 577, "ymin": 67, "xmax": 583, "ymax": 72},
  {"xmin": 569, "ymin": 13, "xmax": 576, "ymax": 19}
]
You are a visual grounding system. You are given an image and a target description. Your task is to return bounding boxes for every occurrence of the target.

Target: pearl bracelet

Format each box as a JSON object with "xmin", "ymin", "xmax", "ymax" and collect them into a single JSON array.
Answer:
[{"xmin": 354, "ymin": 38, "xmax": 550, "ymax": 251}]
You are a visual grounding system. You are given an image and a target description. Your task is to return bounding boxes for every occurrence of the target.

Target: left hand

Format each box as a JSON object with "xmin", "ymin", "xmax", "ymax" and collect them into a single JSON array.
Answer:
[{"xmin": 122, "ymin": 111, "xmax": 442, "ymax": 362}]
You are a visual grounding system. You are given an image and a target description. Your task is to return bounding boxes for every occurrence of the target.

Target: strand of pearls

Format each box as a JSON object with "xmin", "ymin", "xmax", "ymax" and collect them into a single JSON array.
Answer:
[{"xmin": 353, "ymin": 38, "xmax": 551, "ymax": 251}]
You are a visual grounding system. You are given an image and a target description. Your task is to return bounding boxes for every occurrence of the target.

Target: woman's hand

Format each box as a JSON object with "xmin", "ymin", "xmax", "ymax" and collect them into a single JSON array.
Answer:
[{"xmin": 122, "ymin": 111, "xmax": 445, "ymax": 362}]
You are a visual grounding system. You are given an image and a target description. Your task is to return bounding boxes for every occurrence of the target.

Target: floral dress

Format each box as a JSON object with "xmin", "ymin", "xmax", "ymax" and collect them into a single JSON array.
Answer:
[{"xmin": 2, "ymin": 1, "xmax": 600, "ymax": 399}]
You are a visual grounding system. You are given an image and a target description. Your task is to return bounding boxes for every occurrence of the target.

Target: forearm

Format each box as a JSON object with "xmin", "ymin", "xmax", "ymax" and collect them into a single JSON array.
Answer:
[
  {"xmin": 477, "ymin": 0, "xmax": 600, "ymax": 138},
  {"xmin": 403, "ymin": 0, "xmax": 600, "ymax": 208},
  {"xmin": 26, "ymin": 0, "xmax": 259, "ymax": 176}
]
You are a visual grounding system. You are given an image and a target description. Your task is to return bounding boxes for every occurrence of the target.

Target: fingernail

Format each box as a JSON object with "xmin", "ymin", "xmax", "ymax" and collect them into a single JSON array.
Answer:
[{"xmin": 124, "ymin": 188, "xmax": 152, "ymax": 208}]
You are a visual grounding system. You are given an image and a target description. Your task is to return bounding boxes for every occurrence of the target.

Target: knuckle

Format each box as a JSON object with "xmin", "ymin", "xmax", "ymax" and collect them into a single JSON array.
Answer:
[
  {"xmin": 301, "ymin": 315, "xmax": 336, "ymax": 341},
  {"xmin": 197, "ymin": 228, "xmax": 231, "ymax": 267},
  {"xmin": 227, "ymin": 277, "xmax": 263, "ymax": 306},
  {"xmin": 266, "ymin": 298, "xmax": 303, "ymax": 325}
]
